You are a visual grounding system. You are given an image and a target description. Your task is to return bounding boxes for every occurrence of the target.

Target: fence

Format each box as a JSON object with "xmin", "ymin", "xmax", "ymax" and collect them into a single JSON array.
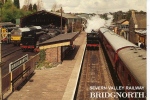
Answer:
[{"xmin": 1, "ymin": 53, "xmax": 39, "ymax": 94}]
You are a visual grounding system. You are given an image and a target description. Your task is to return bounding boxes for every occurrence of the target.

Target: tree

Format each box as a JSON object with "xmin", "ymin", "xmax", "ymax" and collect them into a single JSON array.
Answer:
[
  {"xmin": 139, "ymin": 10, "xmax": 146, "ymax": 14},
  {"xmin": 125, "ymin": 10, "xmax": 132, "ymax": 21},
  {"xmin": 21, "ymin": 5, "xmax": 28, "ymax": 11},
  {"xmin": 51, "ymin": 3, "xmax": 57, "ymax": 12},
  {"xmin": 112, "ymin": 11, "xmax": 123, "ymax": 22},
  {"xmin": 0, "ymin": 1, "xmax": 3, "ymax": 22},
  {"xmin": 28, "ymin": 4, "xmax": 32, "ymax": 11},
  {"xmin": 100, "ymin": 13, "xmax": 108, "ymax": 20},
  {"xmin": 14, "ymin": 0, "xmax": 20, "ymax": 9},
  {"xmin": 2, "ymin": 0, "xmax": 32, "ymax": 23},
  {"xmin": 51, "ymin": 3, "xmax": 64, "ymax": 13},
  {"xmin": 33, "ymin": 4, "xmax": 37, "ymax": 12}
]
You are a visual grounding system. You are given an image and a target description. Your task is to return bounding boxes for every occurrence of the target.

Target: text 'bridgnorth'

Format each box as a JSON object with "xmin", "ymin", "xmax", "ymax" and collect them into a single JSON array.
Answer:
[{"xmin": 90, "ymin": 92, "xmax": 145, "ymax": 98}]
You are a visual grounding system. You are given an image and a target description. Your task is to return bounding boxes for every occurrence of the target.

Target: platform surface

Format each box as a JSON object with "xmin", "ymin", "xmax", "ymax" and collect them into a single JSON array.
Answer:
[{"xmin": 3, "ymin": 31, "xmax": 86, "ymax": 100}]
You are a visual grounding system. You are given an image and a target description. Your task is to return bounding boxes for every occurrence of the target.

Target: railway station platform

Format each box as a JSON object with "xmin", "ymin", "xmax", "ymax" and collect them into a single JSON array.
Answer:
[{"xmin": 3, "ymin": 31, "xmax": 86, "ymax": 100}]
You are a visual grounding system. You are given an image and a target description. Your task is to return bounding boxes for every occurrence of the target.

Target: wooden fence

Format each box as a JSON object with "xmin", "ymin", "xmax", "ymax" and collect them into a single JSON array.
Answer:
[{"xmin": 1, "ymin": 53, "xmax": 39, "ymax": 94}]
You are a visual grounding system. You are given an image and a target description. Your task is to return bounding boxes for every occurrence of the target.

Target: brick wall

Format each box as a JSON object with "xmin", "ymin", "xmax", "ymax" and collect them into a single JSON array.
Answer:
[{"xmin": 45, "ymin": 47, "xmax": 61, "ymax": 63}]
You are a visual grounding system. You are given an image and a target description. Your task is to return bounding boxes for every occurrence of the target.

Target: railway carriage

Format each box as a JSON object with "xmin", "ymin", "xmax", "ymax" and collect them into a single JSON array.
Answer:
[{"xmin": 99, "ymin": 27, "xmax": 146, "ymax": 99}]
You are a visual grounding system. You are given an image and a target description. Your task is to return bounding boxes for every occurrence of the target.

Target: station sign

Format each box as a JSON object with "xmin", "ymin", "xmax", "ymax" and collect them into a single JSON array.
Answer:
[{"xmin": 9, "ymin": 54, "xmax": 28, "ymax": 72}]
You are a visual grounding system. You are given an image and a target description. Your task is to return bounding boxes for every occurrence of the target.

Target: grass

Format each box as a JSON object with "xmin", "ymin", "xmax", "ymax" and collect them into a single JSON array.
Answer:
[
  {"xmin": 36, "ymin": 49, "xmax": 59, "ymax": 70},
  {"xmin": 36, "ymin": 61, "xmax": 59, "ymax": 70}
]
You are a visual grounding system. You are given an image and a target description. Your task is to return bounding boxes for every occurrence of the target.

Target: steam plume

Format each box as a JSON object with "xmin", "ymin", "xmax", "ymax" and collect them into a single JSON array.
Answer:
[{"xmin": 85, "ymin": 14, "xmax": 113, "ymax": 33}]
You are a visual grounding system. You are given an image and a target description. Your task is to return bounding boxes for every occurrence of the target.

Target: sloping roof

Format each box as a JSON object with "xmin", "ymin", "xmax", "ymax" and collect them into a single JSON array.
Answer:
[
  {"xmin": 50, "ymin": 12, "xmax": 81, "ymax": 19},
  {"xmin": 117, "ymin": 19, "xmax": 127, "ymax": 24},
  {"xmin": 135, "ymin": 14, "xmax": 146, "ymax": 28},
  {"xmin": 135, "ymin": 29, "xmax": 146, "ymax": 35},
  {"xmin": 39, "ymin": 32, "xmax": 79, "ymax": 46},
  {"xmin": 20, "ymin": 10, "xmax": 82, "ymax": 27},
  {"xmin": 0, "ymin": 22, "xmax": 15, "ymax": 27},
  {"xmin": 122, "ymin": 21, "xmax": 129, "ymax": 25},
  {"xmin": 19, "ymin": 28, "xmax": 30, "ymax": 32},
  {"xmin": 31, "ymin": 26, "xmax": 42, "ymax": 29},
  {"xmin": 131, "ymin": 11, "xmax": 146, "ymax": 28},
  {"xmin": 22, "ymin": 10, "xmax": 81, "ymax": 19},
  {"xmin": 76, "ymin": 13, "xmax": 90, "ymax": 19}
]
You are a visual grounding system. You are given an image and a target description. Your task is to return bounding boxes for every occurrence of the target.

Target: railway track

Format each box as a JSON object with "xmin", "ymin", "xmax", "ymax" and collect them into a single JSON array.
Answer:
[
  {"xmin": 76, "ymin": 45, "xmax": 118, "ymax": 100},
  {"xmin": 1, "ymin": 44, "xmax": 38, "ymax": 76},
  {"xmin": 1, "ymin": 44, "xmax": 21, "ymax": 58}
]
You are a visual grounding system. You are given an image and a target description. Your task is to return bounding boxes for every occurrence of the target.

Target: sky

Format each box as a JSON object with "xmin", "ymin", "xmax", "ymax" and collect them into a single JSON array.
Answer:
[{"xmin": 19, "ymin": 0, "xmax": 147, "ymax": 13}]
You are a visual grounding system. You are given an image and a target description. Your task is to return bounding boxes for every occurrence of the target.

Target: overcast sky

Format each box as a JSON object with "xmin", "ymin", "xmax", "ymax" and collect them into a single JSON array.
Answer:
[{"xmin": 20, "ymin": 0, "xmax": 147, "ymax": 13}]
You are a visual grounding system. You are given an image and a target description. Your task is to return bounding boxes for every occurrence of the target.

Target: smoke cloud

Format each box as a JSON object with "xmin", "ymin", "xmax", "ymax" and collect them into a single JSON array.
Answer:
[
  {"xmin": 85, "ymin": 14, "xmax": 113, "ymax": 33},
  {"xmin": 105, "ymin": 14, "xmax": 113, "ymax": 26}
]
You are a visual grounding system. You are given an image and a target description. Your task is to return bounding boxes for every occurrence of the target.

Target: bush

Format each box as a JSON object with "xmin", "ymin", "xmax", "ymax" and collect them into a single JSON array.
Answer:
[{"xmin": 39, "ymin": 49, "xmax": 46, "ymax": 62}]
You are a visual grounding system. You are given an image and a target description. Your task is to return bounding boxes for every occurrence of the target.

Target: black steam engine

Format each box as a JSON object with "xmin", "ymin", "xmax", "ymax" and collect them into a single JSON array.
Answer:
[{"xmin": 86, "ymin": 30, "xmax": 99, "ymax": 49}]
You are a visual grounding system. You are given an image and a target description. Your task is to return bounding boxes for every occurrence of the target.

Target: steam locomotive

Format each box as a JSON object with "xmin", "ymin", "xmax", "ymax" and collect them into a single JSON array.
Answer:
[
  {"xmin": 86, "ymin": 30, "xmax": 99, "ymax": 49},
  {"xmin": 20, "ymin": 28, "xmax": 61, "ymax": 51}
]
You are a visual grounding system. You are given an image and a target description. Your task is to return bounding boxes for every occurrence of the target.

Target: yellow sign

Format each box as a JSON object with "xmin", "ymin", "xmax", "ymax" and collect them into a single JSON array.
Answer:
[{"xmin": 2, "ymin": 28, "xmax": 7, "ymax": 33}]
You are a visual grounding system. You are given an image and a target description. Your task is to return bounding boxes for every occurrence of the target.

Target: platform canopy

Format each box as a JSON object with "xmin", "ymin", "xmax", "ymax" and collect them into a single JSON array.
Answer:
[{"xmin": 39, "ymin": 32, "xmax": 79, "ymax": 49}]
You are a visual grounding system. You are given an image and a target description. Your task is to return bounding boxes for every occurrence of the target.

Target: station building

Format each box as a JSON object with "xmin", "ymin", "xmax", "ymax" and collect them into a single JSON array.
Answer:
[
  {"xmin": 39, "ymin": 32, "xmax": 79, "ymax": 63},
  {"xmin": 129, "ymin": 11, "xmax": 146, "ymax": 49},
  {"xmin": 20, "ymin": 10, "xmax": 83, "ymax": 63}
]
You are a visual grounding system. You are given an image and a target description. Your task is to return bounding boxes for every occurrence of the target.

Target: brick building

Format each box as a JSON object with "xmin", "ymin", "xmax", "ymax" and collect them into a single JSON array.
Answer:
[
  {"xmin": 39, "ymin": 32, "xmax": 79, "ymax": 63},
  {"xmin": 129, "ymin": 11, "xmax": 146, "ymax": 48},
  {"xmin": 116, "ymin": 19, "xmax": 129, "ymax": 40}
]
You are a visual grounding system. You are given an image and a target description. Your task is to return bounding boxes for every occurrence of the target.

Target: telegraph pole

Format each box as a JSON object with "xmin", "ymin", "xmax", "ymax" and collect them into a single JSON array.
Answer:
[
  {"xmin": 61, "ymin": 7, "xmax": 62, "ymax": 34},
  {"xmin": 0, "ymin": 4, "xmax": 1, "ymax": 66},
  {"xmin": 0, "ymin": 1, "xmax": 2, "ymax": 99},
  {"xmin": 0, "ymin": 26, "xmax": 2, "ymax": 100}
]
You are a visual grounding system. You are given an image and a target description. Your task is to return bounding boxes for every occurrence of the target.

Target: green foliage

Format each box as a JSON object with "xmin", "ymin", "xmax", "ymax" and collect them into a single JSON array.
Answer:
[
  {"xmin": 29, "ymin": 4, "xmax": 32, "ymax": 11},
  {"xmin": 36, "ymin": 49, "xmax": 59, "ymax": 69},
  {"xmin": 36, "ymin": 61, "xmax": 54, "ymax": 69},
  {"xmin": 101, "ymin": 13, "xmax": 108, "ymax": 20},
  {"xmin": 33, "ymin": 4, "xmax": 37, "ymax": 12},
  {"xmin": 39, "ymin": 49, "xmax": 46, "ymax": 62},
  {"xmin": 14, "ymin": 0, "xmax": 20, "ymax": 9},
  {"xmin": 0, "ymin": 0, "xmax": 33, "ymax": 23},
  {"xmin": 0, "ymin": 1, "xmax": 3, "ymax": 8},
  {"xmin": 125, "ymin": 10, "xmax": 132, "ymax": 21}
]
